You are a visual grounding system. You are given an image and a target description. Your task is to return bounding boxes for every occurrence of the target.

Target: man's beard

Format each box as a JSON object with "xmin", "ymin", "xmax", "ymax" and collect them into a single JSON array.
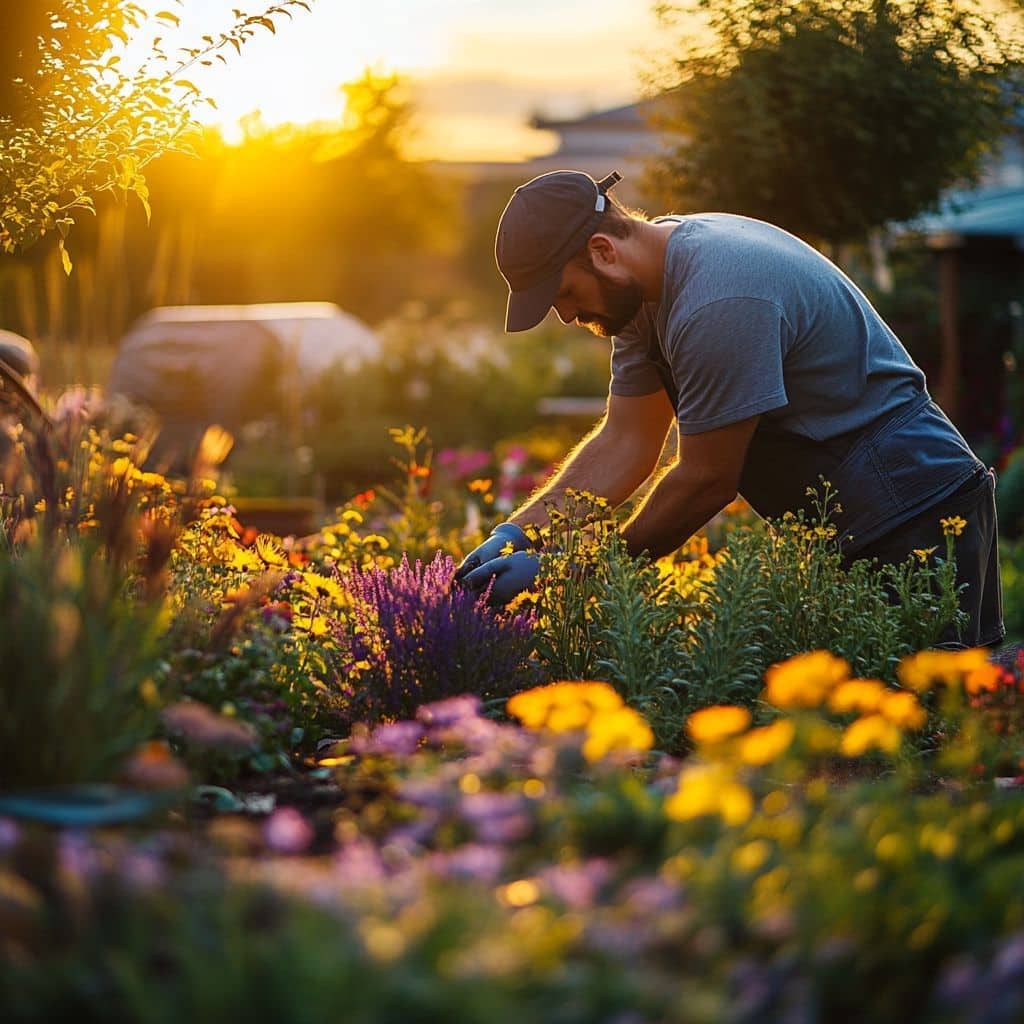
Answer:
[{"xmin": 576, "ymin": 268, "xmax": 645, "ymax": 338}]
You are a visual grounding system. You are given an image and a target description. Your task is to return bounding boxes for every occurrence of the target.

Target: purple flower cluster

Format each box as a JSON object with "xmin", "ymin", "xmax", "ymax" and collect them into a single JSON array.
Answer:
[{"xmin": 337, "ymin": 552, "xmax": 537, "ymax": 722}]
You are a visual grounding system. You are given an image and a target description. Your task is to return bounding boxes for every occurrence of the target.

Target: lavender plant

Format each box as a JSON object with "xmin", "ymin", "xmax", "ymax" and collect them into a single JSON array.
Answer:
[{"xmin": 337, "ymin": 552, "xmax": 539, "ymax": 723}]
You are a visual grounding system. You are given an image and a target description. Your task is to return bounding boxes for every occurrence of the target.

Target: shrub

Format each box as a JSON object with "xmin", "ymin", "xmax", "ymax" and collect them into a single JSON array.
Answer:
[{"xmin": 529, "ymin": 488, "xmax": 965, "ymax": 748}]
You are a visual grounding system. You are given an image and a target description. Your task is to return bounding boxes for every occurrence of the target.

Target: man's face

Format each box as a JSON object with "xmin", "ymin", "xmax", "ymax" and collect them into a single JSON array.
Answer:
[{"xmin": 552, "ymin": 260, "xmax": 644, "ymax": 338}]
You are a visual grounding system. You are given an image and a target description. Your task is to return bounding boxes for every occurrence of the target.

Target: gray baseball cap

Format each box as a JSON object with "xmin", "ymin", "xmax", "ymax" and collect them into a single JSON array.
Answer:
[{"xmin": 495, "ymin": 169, "xmax": 623, "ymax": 332}]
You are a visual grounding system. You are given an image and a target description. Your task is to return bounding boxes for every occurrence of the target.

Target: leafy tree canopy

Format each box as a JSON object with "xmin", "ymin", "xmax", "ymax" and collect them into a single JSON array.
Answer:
[
  {"xmin": 648, "ymin": 0, "xmax": 1023, "ymax": 245},
  {"xmin": 0, "ymin": 0, "xmax": 313, "ymax": 270}
]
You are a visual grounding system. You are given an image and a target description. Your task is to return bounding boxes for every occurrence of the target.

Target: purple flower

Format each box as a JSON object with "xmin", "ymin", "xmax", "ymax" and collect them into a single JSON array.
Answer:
[
  {"xmin": 427, "ymin": 843, "xmax": 506, "ymax": 883},
  {"xmin": 333, "ymin": 838, "xmax": 387, "ymax": 887},
  {"xmin": 263, "ymin": 807, "xmax": 315, "ymax": 855},
  {"xmin": 417, "ymin": 694, "xmax": 482, "ymax": 728},
  {"xmin": 121, "ymin": 850, "xmax": 166, "ymax": 890},
  {"xmin": 540, "ymin": 859, "xmax": 613, "ymax": 909},
  {"xmin": 336, "ymin": 552, "xmax": 537, "ymax": 723},
  {"xmin": 0, "ymin": 817, "xmax": 19, "ymax": 851},
  {"xmin": 351, "ymin": 721, "xmax": 425, "ymax": 758},
  {"xmin": 995, "ymin": 934, "xmax": 1024, "ymax": 979},
  {"xmin": 58, "ymin": 832, "xmax": 100, "ymax": 881},
  {"xmin": 459, "ymin": 791, "xmax": 532, "ymax": 844},
  {"xmin": 397, "ymin": 777, "xmax": 452, "ymax": 811}
]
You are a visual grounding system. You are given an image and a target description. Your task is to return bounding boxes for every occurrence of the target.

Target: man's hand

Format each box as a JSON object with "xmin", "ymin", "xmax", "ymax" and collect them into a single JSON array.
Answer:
[
  {"xmin": 458, "ymin": 550, "xmax": 540, "ymax": 608},
  {"xmin": 454, "ymin": 522, "xmax": 534, "ymax": 582}
]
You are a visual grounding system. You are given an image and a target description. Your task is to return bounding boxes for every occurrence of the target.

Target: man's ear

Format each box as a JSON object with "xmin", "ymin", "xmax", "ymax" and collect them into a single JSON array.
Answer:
[{"xmin": 586, "ymin": 233, "xmax": 618, "ymax": 269}]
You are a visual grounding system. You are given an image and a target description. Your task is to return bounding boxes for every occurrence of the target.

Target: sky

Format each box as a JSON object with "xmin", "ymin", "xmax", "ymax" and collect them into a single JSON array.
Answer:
[{"xmin": 158, "ymin": 0, "xmax": 666, "ymax": 160}]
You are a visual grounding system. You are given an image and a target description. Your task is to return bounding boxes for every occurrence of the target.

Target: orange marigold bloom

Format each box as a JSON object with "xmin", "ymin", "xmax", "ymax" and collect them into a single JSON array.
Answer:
[
  {"xmin": 897, "ymin": 648, "xmax": 990, "ymax": 692},
  {"xmin": 965, "ymin": 662, "xmax": 1003, "ymax": 695},
  {"xmin": 686, "ymin": 705, "xmax": 752, "ymax": 744},
  {"xmin": 763, "ymin": 650, "xmax": 850, "ymax": 709},
  {"xmin": 840, "ymin": 714, "xmax": 902, "ymax": 757},
  {"xmin": 828, "ymin": 678, "xmax": 887, "ymax": 715},
  {"xmin": 879, "ymin": 691, "xmax": 927, "ymax": 730},
  {"xmin": 739, "ymin": 719, "xmax": 796, "ymax": 765}
]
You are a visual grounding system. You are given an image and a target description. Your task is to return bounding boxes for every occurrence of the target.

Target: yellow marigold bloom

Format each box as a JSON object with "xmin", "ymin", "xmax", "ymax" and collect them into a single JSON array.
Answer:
[
  {"xmin": 763, "ymin": 650, "xmax": 850, "ymax": 709},
  {"xmin": 582, "ymin": 707, "xmax": 655, "ymax": 762},
  {"xmin": 897, "ymin": 648, "xmax": 990, "ymax": 692},
  {"xmin": 547, "ymin": 702, "xmax": 592, "ymax": 733},
  {"xmin": 965, "ymin": 662, "xmax": 1003, "ymax": 695},
  {"xmin": 506, "ymin": 681, "xmax": 623, "ymax": 730},
  {"xmin": 739, "ymin": 719, "xmax": 796, "ymax": 766},
  {"xmin": 665, "ymin": 764, "xmax": 754, "ymax": 827},
  {"xmin": 828, "ymin": 678, "xmax": 887, "ymax": 715},
  {"xmin": 467, "ymin": 478, "xmax": 492, "ymax": 494},
  {"xmin": 913, "ymin": 546, "xmax": 938, "ymax": 563},
  {"xmin": 732, "ymin": 839, "xmax": 772, "ymax": 874},
  {"xmin": 879, "ymin": 691, "xmax": 927, "ymax": 730},
  {"xmin": 940, "ymin": 515, "xmax": 967, "ymax": 537},
  {"xmin": 839, "ymin": 714, "xmax": 902, "ymax": 757},
  {"xmin": 686, "ymin": 705, "xmax": 752, "ymax": 744}
]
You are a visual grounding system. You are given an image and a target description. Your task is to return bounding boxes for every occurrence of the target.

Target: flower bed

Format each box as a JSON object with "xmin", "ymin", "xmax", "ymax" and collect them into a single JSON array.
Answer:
[{"xmin": 1, "ymin": 416, "xmax": 1023, "ymax": 1021}]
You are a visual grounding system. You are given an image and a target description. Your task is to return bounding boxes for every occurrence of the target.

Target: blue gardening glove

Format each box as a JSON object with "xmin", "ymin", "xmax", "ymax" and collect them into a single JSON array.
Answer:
[
  {"xmin": 459, "ymin": 549, "xmax": 540, "ymax": 608},
  {"xmin": 454, "ymin": 522, "xmax": 534, "ymax": 582}
]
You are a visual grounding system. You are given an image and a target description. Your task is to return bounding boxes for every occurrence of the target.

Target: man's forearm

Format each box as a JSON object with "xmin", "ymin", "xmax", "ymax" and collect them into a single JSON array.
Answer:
[
  {"xmin": 508, "ymin": 420, "xmax": 661, "ymax": 530},
  {"xmin": 621, "ymin": 462, "xmax": 735, "ymax": 560}
]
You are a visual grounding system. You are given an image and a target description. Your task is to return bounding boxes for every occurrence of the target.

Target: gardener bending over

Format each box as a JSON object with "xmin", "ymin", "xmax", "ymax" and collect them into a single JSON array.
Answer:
[{"xmin": 455, "ymin": 170, "xmax": 1002, "ymax": 648}]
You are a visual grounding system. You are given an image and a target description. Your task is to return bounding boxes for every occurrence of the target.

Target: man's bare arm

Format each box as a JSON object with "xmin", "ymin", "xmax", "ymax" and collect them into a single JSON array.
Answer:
[
  {"xmin": 508, "ymin": 390, "xmax": 675, "ymax": 530},
  {"xmin": 621, "ymin": 415, "xmax": 761, "ymax": 559}
]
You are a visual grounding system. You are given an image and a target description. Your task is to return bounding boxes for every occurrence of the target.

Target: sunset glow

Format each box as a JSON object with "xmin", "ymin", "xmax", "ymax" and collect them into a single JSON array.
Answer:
[{"xmin": 161, "ymin": 0, "xmax": 662, "ymax": 160}]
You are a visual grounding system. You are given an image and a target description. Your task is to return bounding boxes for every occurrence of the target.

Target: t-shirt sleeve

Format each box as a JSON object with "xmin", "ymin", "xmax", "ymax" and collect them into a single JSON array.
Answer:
[
  {"xmin": 667, "ymin": 296, "xmax": 791, "ymax": 434},
  {"xmin": 608, "ymin": 308, "xmax": 665, "ymax": 398}
]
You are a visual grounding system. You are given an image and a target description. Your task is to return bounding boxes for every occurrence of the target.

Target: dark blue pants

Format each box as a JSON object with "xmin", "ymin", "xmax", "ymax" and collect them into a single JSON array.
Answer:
[{"xmin": 845, "ymin": 468, "xmax": 1004, "ymax": 648}]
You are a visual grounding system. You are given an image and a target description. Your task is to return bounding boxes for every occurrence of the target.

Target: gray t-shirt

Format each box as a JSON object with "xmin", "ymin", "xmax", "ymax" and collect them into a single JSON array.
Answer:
[
  {"xmin": 611, "ymin": 213, "xmax": 923, "ymax": 437},
  {"xmin": 610, "ymin": 213, "xmax": 981, "ymax": 550}
]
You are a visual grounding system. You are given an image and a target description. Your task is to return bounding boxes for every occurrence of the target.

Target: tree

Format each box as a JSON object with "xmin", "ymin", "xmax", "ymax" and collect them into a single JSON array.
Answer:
[
  {"xmin": 648, "ymin": 0, "xmax": 1022, "ymax": 246},
  {"xmin": 0, "ymin": 0, "xmax": 313, "ymax": 270}
]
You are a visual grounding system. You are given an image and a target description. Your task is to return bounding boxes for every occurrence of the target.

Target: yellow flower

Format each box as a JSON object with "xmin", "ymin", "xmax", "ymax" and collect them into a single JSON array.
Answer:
[
  {"xmin": 878, "ymin": 691, "xmax": 927, "ymax": 730},
  {"xmin": 546, "ymin": 702, "xmax": 593, "ymax": 733},
  {"xmin": 506, "ymin": 681, "xmax": 623, "ymax": 730},
  {"xmin": 828, "ymin": 678, "xmax": 887, "ymax": 715},
  {"xmin": 732, "ymin": 839, "xmax": 772, "ymax": 874},
  {"xmin": 940, "ymin": 515, "xmax": 967, "ymax": 537},
  {"xmin": 763, "ymin": 650, "xmax": 850, "ymax": 709},
  {"xmin": 665, "ymin": 764, "xmax": 753, "ymax": 826},
  {"xmin": 912, "ymin": 546, "xmax": 938, "ymax": 563},
  {"xmin": 738, "ymin": 719, "xmax": 795, "ymax": 766},
  {"xmin": 839, "ymin": 714, "xmax": 902, "ymax": 757},
  {"xmin": 582, "ymin": 706, "xmax": 654, "ymax": 762},
  {"xmin": 467, "ymin": 478, "xmax": 492, "ymax": 494},
  {"xmin": 255, "ymin": 534, "xmax": 289, "ymax": 568},
  {"xmin": 896, "ymin": 648, "xmax": 990, "ymax": 692},
  {"xmin": 686, "ymin": 705, "xmax": 751, "ymax": 744}
]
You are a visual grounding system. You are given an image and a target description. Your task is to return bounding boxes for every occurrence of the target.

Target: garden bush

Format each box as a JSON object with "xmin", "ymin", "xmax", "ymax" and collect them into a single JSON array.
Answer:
[{"xmin": 527, "ymin": 487, "xmax": 965, "ymax": 748}]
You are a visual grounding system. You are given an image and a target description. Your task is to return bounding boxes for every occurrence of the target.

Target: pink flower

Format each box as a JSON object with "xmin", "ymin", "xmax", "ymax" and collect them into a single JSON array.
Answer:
[
  {"xmin": 263, "ymin": 807, "xmax": 315, "ymax": 855},
  {"xmin": 162, "ymin": 701, "xmax": 259, "ymax": 750}
]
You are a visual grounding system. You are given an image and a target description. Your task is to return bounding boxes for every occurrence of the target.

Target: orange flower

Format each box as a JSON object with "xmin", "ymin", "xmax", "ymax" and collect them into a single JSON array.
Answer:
[
  {"xmin": 738, "ymin": 720, "xmax": 796, "ymax": 765},
  {"xmin": 763, "ymin": 651, "xmax": 849, "ymax": 709},
  {"xmin": 965, "ymin": 662, "xmax": 1003, "ymax": 695},
  {"xmin": 686, "ymin": 705, "xmax": 751, "ymax": 744}
]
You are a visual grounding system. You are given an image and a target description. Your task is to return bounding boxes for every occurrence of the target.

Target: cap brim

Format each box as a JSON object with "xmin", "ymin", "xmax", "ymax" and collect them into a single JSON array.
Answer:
[{"xmin": 505, "ymin": 273, "xmax": 561, "ymax": 332}]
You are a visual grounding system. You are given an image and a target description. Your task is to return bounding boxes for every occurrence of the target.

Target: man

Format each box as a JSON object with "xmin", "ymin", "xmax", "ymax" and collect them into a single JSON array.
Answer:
[{"xmin": 455, "ymin": 169, "xmax": 1002, "ymax": 648}]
